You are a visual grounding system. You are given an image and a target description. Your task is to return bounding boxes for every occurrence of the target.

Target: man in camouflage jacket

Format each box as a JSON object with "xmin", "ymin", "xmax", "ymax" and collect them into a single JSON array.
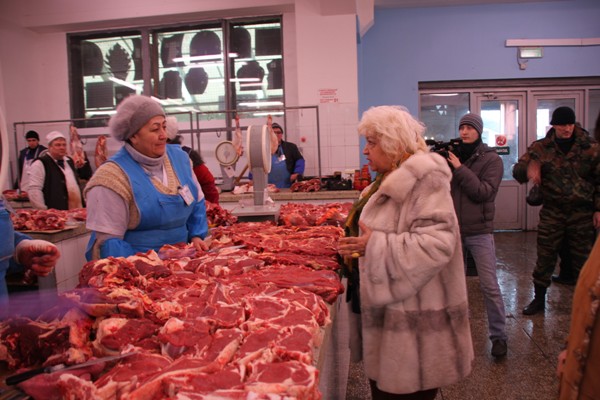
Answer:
[{"xmin": 513, "ymin": 107, "xmax": 600, "ymax": 315}]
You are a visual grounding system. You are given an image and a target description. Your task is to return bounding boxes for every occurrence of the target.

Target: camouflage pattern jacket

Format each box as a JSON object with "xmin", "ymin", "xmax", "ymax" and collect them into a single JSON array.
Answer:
[{"xmin": 513, "ymin": 127, "xmax": 600, "ymax": 210}]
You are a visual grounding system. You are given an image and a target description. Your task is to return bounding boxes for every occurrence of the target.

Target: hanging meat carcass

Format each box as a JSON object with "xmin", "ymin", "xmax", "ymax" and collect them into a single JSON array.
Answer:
[
  {"xmin": 69, "ymin": 124, "xmax": 85, "ymax": 168},
  {"xmin": 94, "ymin": 135, "xmax": 108, "ymax": 169}
]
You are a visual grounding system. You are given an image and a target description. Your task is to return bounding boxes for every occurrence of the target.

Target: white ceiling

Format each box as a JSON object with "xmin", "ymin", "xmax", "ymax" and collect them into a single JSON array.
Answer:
[{"xmin": 374, "ymin": 0, "xmax": 566, "ymax": 8}]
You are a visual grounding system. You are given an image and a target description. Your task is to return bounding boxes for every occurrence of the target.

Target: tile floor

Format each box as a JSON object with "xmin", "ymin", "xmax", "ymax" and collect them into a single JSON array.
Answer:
[{"xmin": 345, "ymin": 231, "xmax": 573, "ymax": 400}]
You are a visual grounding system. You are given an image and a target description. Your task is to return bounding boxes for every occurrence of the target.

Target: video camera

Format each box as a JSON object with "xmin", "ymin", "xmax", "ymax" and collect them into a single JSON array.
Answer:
[{"xmin": 425, "ymin": 138, "xmax": 463, "ymax": 158}]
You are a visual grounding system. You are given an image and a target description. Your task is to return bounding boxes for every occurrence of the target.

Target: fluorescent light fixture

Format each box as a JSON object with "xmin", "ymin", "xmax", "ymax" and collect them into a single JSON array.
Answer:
[
  {"xmin": 87, "ymin": 110, "xmax": 117, "ymax": 116},
  {"xmin": 518, "ymin": 47, "xmax": 543, "ymax": 59},
  {"xmin": 150, "ymin": 96, "xmax": 184, "ymax": 106},
  {"xmin": 108, "ymin": 77, "xmax": 140, "ymax": 91},
  {"xmin": 429, "ymin": 93, "xmax": 459, "ymax": 97},
  {"xmin": 231, "ymin": 78, "xmax": 260, "ymax": 83},
  {"xmin": 172, "ymin": 53, "xmax": 238, "ymax": 64},
  {"xmin": 239, "ymin": 101, "xmax": 284, "ymax": 107},
  {"xmin": 239, "ymin": 83, "xmax": 264, "ymax": 88},
  {"xmin": 254, "ymin": 111, "xmax": 284, "ymax": 116}
]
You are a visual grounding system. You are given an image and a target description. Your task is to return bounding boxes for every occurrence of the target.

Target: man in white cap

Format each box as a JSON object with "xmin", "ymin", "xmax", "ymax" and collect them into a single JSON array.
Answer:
[{"xmin": 25, "ymin": 131, "xmax": 83, "ymax": 210}]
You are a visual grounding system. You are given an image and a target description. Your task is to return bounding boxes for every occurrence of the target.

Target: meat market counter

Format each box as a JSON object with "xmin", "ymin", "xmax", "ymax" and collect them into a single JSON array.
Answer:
[
  {"xmin": 219, "ymin": 189, "xmax": 360, "ymax": 210},
  {"xmin": 24, "ymin": 223, "xmax": 91, "ymax": 293}
]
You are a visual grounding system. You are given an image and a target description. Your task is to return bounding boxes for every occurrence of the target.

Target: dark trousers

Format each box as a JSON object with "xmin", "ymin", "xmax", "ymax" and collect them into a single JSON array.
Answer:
[
  {"xmin": 370, "ymin": 380, "xmax": 439, "ymax": 400},
  {"xmin": 534, "ymin": 206, "xmax": 595, "ymax": 287}
]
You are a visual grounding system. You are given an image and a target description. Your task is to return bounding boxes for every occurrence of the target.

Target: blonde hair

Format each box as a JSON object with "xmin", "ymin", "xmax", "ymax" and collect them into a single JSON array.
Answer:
[{"xmin": 358, "ymin": 105, "xmax": 428, "ymax": 162}]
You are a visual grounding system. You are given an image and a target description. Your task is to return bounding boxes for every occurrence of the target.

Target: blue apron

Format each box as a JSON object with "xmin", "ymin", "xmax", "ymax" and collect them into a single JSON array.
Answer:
[
  {"xmin": 268, "ymin": 147, "xmax": 291, "ymax": 188},
  {"xmin": 0, "ymin": 200, "xmax": 29, "ymax": 309},
  {"xmin": 86, "ymin": 145, "xmax": 208, "ymax": 260}
]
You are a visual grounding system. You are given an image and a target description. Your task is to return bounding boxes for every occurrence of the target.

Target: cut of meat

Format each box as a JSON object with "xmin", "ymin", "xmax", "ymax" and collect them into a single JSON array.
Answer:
[
  {"xmin": 93, "ymin": 317, "xmax": 160, "ymax": 356},
  {"xmin": 158, "ymin": 318, "xmax": 212, "ymax": 359},
  {"xmin": 245, "ymin": 360, "xmax": 320, "ymax": 400},
  {"xmin": 89, "ymin": 352, "xmax": 172, "ymax": 399},
  {"xmin": 160, "ymin": 365, "xmax": 244, "ymax": 398},
  {"xmin": 78, "ymin": 257, "xmax": 145, "ymax": 289},
  {"xmin": 239, "ymin": 264, "xmax": 344, "ymax": 304}
]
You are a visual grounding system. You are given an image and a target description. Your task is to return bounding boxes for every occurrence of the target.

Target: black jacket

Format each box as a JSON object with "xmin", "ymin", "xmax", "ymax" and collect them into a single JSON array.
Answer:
[
  {"xmin": 38, "ymin": 154, "xmax": 84, "ymax": 210},
  {"xmin": 451, "ymin": 143, "xmax": 503, "ymax": 236},
  {"xmin": 278, "ymin": 141, "xmax": 305, "ymax": 175}
]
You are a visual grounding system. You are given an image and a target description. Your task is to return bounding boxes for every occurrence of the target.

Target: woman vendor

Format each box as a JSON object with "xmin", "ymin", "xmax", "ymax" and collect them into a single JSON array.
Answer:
[{"xmin": 85, "ymin": 95, "xmax": 209, "ymax": 260}]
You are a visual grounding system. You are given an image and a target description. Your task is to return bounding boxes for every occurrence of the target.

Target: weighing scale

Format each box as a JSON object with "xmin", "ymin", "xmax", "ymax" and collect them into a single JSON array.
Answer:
[
  {"xmin": 215, "ymin": 140, "xmax": 239, "ymax": 192},
  {"xmin": 231, "ymin": 124, "xmax": 280, "ymax": 222}
]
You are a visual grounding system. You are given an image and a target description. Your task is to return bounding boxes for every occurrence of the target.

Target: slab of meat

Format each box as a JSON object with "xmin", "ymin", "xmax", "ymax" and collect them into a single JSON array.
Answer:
[
  {"xmin": 245, "ymin": 360, "xmax": 320, "ymax": 400},
  {"xmin": 94, "ymin": 135, "xmax": 108, "ymax": 169},
  {"xmin": 69, "ymin": 124, "xmax": 86, "ymax": 169},
  {"xmin": 93, "ymin": 317, "xmax": 160, "ymax": 356},
  {"xmin": 290, "ymin": 178, "xmax": 322, "ymax": 192}
]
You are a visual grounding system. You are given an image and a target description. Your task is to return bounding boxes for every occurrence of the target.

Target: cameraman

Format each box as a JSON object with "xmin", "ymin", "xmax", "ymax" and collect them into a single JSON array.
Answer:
[{"xmin": 448, "ymin": 113, "xmax": 508, "ymax": 358}]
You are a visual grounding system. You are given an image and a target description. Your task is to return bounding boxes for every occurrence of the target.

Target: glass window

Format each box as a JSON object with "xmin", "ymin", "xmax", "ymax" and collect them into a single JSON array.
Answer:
[
  {"xmin": 154, "ymin": 24, "xmax": 225, "ymax": 114},
  {"xmin": 588, "ymin": 89, "xmax": 600, "ymax": 138},
  {"xmin": 419, "ymin": 93, "xmax": 470, "ymax": 143},
  {"xmin": 68, "ymin": 18, "xmax": 283, "ymax": 122},
  {"xmin": 480, "ymin": 100, "xmax": 519, "ymax": 180},
  {"xmin": 231, "ymin": 20, "xmax": 283, "ymax": 113},
  {"xmin": 69, "ymin": 32, "xmax": 143, "ymax": 124}
]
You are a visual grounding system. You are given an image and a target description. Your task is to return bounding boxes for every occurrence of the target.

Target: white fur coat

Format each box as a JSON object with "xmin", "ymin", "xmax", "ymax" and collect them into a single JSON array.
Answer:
[{"xmin": 358, "ymin": 151, "xmax": 473, "ymax": 394}]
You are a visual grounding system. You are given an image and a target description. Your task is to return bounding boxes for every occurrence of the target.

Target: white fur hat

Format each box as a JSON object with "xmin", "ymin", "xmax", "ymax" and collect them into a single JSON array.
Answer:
[
  {"xmin": 165, "ymin": 116, "xmax": 179, "ymax": 140},
  {"xmin": 46, "ymin": 131, "xmax": 66, "ymax": 145},
  {"xmin": 109, "ymin": 95, "xmax": 165, "ymax": 142}
]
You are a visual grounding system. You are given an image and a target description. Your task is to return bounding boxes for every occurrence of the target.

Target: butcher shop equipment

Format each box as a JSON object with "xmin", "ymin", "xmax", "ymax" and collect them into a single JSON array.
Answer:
[
  {"xmin": 215, "ymin": 140, "xmax": 239, "ymax": 192},
  {"xmin": 232, "ymin": 124, "xmax": 279, "ymax": 222},
  {"xmin": 5, "ymin": 351, "xmax": 139, "ymax": 385},
  {"xmin": 246, "ymin": 124, "xmax": 271, "ymax": 206}
]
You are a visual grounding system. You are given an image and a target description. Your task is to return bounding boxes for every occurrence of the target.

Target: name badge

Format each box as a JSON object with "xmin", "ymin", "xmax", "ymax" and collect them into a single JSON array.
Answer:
[
  {"xmin": 178, "ymin": 185, "xmax": 194, "ymax": 206},
  {"xmin": 278, "ymin": 154, "xmax": 286, "ymax": 162}
]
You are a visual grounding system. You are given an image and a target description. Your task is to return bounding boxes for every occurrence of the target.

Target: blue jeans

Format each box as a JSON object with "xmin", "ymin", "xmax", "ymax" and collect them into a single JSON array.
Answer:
[{"xmin": 463, "ymin": 234, "xmax": 507, "ymax": 341}]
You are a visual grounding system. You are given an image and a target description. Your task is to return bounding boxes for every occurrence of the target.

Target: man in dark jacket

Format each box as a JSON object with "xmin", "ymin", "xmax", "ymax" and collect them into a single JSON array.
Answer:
[
  {"xmin": 449, "ymin": 113, "xmax": 508, "ymax": 358},
  {"xmin": 16, "ymin": 130, "xmax": 47, "ymax": 190},
  {"xmin": 514, "ymin": 106, "xmax": 600, "ymax": 315}
]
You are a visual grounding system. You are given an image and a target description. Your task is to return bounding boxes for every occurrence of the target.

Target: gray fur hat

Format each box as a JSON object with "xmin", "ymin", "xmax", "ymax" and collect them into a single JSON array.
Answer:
[{"xmin": 109, "ymin": 95, "xmax": 165, "ymax": 141}]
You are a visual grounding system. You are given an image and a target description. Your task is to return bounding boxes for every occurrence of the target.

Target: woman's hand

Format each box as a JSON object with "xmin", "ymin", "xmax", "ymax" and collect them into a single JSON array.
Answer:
[
  {"xmin": 190, "ymin": 237, "xmax": 209, "ymax": 252},
  {"xmin": 337, "ymin": 221, "xmax": 372, "ymax": 259}
]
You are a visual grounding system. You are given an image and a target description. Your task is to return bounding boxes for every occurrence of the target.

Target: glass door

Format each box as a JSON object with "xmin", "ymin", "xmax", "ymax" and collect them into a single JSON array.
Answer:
[
  {"xmin": 523, "ymin": 93, "xmax": 583, "ymax": 229},
  {"xmin": 475, "ymin": 92, "xmax": 526, "ymax": 230}
]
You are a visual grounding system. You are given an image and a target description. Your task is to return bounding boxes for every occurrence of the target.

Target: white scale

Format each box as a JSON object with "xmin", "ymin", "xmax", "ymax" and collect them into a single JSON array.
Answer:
[
  {"xmin": 229, "ymin": 124, "xmax": 280, "ymax": 222},
  {"xmin": 215, "ymin": 140, "xmax": 239, "ymax": 192}
]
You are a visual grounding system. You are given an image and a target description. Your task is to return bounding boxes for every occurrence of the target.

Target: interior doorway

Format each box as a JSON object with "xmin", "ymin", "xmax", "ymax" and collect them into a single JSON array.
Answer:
[{"xmin": 419, "ymin": 77, "xmax": 600, "ymax": 231}]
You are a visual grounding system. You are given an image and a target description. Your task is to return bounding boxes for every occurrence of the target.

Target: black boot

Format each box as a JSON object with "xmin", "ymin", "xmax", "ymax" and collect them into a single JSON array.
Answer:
[{"xmin": 523, "ymin": 285, "xmax": 546, "ymax": 315}]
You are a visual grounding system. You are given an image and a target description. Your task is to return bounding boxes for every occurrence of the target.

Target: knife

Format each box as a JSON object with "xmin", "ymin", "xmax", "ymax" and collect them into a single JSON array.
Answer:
[
  {"xmin": 207, "ymin": 244, "xmax": 246, "ymax": 253},
  {"xmin": 5, "ymin": 351, "xmax": 139, "ymax": 386}
]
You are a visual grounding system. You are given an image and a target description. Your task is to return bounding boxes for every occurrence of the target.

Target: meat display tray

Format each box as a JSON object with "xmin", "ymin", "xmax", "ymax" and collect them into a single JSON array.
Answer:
[{"xmin": 18, "ymin": 226, "xmax": 77, "ymax": 234}]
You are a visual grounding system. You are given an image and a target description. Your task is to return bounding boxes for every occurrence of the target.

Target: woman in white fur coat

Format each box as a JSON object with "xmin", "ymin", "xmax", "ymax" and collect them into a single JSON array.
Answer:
[{"xmin": 338, "ymin": 105, "xmax": 473, "ymax": 400}]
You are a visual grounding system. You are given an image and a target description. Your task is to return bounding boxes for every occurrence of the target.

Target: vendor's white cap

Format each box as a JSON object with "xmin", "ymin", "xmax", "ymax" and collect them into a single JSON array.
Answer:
[{"xmin": 46, "ymin": 131, "xmax": 66, "ymax": 145}]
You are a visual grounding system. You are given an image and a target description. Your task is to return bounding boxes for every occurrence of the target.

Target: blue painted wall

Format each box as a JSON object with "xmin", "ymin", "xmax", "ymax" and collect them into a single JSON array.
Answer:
[{"xmin": 358, "ymin": 0, "xmax": 600, "ymax": 116}]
